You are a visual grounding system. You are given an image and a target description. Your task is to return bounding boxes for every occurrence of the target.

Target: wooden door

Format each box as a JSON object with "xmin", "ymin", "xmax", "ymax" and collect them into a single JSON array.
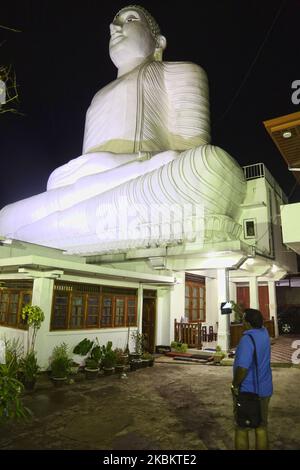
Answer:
[
  {"xmin": 259, "ymin": 285, "xmax": 270, "ymax": 320},
  {"xmin": 236, "ymin": 285, "xmax": 250, "ymax": 311},
  {"xmin": 142, "ymin": 297, "xmax": 156, "ymax": 353}
]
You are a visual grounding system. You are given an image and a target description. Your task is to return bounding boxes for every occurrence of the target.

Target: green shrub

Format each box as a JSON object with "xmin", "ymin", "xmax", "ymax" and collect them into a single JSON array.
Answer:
[
  {"xmin": 73, "ymin": 338, "xmax": 94, "ymax": 355},
  {"xmin": 171, "ymin": 341, "xmax": 188, "ymax": 353},
  {"xmin": 50, "ymin": 343, "xmax": 72, "ymax": 378},
  {"xmin": 19, "ymin": 351, "xmax": 39, "ymax": 383},
  {"xmin": 0, "ymin": 363, "xmax": 30, "ymax": 422},
  {"xmin": 102, "ymin": 349, "xmax": 117, "ymax": 369},
  {"xmin": 85, "ymin": 358, "xmax": 99, "ymax": 369}
]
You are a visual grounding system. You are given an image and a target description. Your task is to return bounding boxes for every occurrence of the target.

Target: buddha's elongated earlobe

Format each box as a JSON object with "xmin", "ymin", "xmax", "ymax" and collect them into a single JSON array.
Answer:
[{"xmin": 154, "ymin": 35, "xmax": 167, "ymax": 61}]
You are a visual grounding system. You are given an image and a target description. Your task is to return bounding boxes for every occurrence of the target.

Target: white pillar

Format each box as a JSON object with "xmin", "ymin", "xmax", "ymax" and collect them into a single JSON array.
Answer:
[
  {"xmin": 249, "ymin": 277, "xmax": 259, "ymax": 309},
  {"xmin": 31, "ymin": 277, "xmax": 54, "ymax": 369},
  {"xmin": 268, "ymin": 280, "xmax": 279, "ymax": 337},
  {"xmin": 156, "ymin": 288, "xmax": 170, "ymax": 345},
  {"xmin": 169, "ymin": 272, "xmax": 185, "ymax": 343},
  {"xmin": 217, "ymin": 269, "xmax": 230, "ymax": 352},
  {"xmin": 137, "ymin": 284, "xmax": 143, "ymax": 333},
  {"xmin": 229, "ymin": 280, "xmax": 237, "ymax": 323}
]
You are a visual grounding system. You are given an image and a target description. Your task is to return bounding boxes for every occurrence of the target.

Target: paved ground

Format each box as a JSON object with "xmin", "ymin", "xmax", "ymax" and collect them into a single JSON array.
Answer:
[
  {"xmin": 0, "ymin": 358, "xmax": 299, "ymax": 450},
  {"xmin": 271, "ymin": 334, "xmax": 300, "ymax": 363}
]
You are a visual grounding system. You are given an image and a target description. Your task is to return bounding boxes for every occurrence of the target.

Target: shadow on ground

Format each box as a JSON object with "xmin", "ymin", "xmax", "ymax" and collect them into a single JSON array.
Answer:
[{"xmin": 0, "ymin": 363, "xmax": 299, "ymax": 450}]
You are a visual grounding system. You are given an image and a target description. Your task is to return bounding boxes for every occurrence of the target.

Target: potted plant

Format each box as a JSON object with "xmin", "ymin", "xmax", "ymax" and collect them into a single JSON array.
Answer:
[
  {"xmin": 102, "ymin": 349, "xmax": 117, "ymax": 375},
  {"xmin": 114, "ymin": 348, "xmax": 127, "ymax": 374},
  {"xmin": 72, "ymin": 337, "xmax": 94, "ymax": 367},
  {"xmin": 170, "ymin": 341, "xmax": 188, "ymax": 353},
  {"xmin": 141, "ymin": 351, "xmax": 155, "ymax": 367},
  {"xmin": 213, "ymin": 345, "xmax": 226, "ymax": 365},
  {"xmin": 21, "ymin": 304, "xmax": 45, "ymax": 353},
  {"xmin": 90, "ymin": 339, "xmax": 102, "ymax": 368},
  {"xmin": 18, "ymin": 350, "xmax": 39, "ymax": 391},
  {"xmin": 0, "ymin": 362, "xmax": 30, "ymax": 422},
  {"xmin": 50, "ymin": 343, "xmax": 72, "ymax": 387},
  {"xmin": 231, "ymin": 301, "xmax": 244, "ymax": 324},
  {"xmin": 130, "ymin": 330, "xmax": 144, "ymax": 360},
  {"xmin": 84, "ymin": 358, "xmax": 99, "ymax": 379}
]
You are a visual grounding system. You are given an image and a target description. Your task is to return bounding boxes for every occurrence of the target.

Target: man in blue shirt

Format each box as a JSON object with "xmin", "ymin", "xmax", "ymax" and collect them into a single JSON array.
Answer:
[{"xmin": 232, "ymin": 308, "xmax": 273, "ymax": 450}]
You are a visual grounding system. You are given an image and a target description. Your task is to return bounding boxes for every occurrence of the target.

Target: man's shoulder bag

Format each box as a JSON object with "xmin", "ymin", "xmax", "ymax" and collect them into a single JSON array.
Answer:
[{"xmin": 236, "ymin": 335, "xmax": 262, "ymax": 428}]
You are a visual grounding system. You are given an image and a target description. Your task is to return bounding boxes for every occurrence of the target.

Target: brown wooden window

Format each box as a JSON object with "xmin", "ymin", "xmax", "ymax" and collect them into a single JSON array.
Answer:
[
  {"xmin": 115, "ymin": 297, "xmax": 125, "ymax": 327},
  {"xmin": 0, "ymin": 289, "xmax": 32, "ymax": 329},
  {"xmin": 70, "ymin": 295, "xmax": 85, "ymax": 329},
  {"xmin": 0, "ymin": 292, "xmax": 9, "ymax": 324},
  {"xmin": 52, "ymin": 293, "xmax": 69, "ymax": 329},
  {"xmin": 185, "ymin": 279, "xmax": 206, "ymax": 322},
  {"xmin": 101, "ymin": 296, "xmax": 113, "ymax": 327},
  {"xmin": 86, "ymin": 295, "xmax": 100, "ymax": 327},
  {"xmin": 127, "ymin": 298, "xmax": 137, "ymax": 326},
  {"xmin": 7, "ymin": 292, "xmax": 20, "ymax": 326},
  {"xmin": 51, "ymin": 282, "xmax": 138, "ymax": 331}
]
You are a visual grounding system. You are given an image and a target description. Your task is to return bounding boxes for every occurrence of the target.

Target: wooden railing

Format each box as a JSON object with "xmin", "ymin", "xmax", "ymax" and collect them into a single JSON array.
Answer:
[
  {"xmin": 174, "ymin": 320, "xmax": 202, "ymax": 349},
  {"xmin": 230, "ymin": 317, "xmax": 275, "ymax": 348}
]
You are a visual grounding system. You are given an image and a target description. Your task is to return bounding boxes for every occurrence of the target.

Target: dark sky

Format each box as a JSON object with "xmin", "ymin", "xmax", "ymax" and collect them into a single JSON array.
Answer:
[{"xmin": 1, "ymin": 0, "xmax": 300, "ymax": 208}]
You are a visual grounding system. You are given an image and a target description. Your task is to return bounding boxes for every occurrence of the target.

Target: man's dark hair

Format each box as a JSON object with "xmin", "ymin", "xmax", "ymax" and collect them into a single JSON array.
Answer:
[{"xmin": 244, "ymin": 308, "xmax": 263, "ymax": 328}]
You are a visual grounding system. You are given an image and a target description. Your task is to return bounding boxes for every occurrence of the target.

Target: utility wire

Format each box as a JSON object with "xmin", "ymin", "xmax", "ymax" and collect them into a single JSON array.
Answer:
[{"xmin": 215, "ymin": 0, "xmax": 286, "ymax": 125}]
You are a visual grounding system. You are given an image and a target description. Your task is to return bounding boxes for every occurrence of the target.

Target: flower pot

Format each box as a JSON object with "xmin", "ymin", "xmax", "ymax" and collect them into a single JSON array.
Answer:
[
  {"xmin": 129, "ymin": 353, "xmax": 141, "ymax": 361},
  {"xmin": 103, "ymin": 367, "xmax": 114, "ymax": 376},
  {"xmin": 85, "ymin": 368, "xmax": 99, "ymax": 380},
  {"xmin": 148, "ymin": 359, "xmax": 154, "ymax": 367},
  {"xmin": 23, "ymin": 379, "xmax": 37, "ymax": 391},
  {"xmin": 115, "ymin": 364, "xmax": 125, "ymax": 374},
  {"xmin": 51, "ymin": 377, "xmax": 68, "ymax": 387},
  {"xmin": 130, "ymin": 359, "xmax": 142, "ymax": 371}
]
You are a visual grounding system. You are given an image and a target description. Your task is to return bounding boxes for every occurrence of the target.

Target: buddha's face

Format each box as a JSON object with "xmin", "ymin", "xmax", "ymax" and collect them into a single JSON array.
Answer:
[{"xmin": 109, "ymin": 8, "xmax": 157, "ymax": 70}]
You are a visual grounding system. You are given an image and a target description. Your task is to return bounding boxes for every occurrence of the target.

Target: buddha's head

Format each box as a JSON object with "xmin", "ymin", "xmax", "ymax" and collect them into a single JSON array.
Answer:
[{"xmin": 109, "ymin": 5, "xmax": 166, "ymax": 72}]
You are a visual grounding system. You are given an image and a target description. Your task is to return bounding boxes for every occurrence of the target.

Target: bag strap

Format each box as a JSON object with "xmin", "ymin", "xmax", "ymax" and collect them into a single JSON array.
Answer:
[{"xmin": 247, "ymin": 334, "xmax": 260, "ymax": 394}]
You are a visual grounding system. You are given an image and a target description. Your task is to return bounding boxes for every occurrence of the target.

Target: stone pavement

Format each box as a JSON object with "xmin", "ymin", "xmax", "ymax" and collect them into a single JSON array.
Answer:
[
  {"xmin": 0, "ymin": 360, "xmax": 299, "ymax": 450},
  {"xmin": 271, "ymin": 334, "xmax": 300, "ymax": 364}
]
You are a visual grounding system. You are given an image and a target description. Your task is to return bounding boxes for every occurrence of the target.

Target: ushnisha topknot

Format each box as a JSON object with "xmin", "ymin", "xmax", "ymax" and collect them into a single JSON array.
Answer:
[{"xmin": 114, "ymin": 4, "xmax": 161, "ymax": 42}]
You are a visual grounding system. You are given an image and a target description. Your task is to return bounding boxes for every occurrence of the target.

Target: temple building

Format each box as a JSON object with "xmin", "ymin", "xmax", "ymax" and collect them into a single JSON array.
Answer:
[{"xmin": 0, "ymin": 6, "xmax": 297, "ymax": 367}]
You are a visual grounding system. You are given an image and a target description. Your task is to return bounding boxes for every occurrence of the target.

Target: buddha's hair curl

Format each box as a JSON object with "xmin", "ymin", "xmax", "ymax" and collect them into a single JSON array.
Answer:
[{"xmin": 116, "ymin": 5, "xmax": 161, "ymax": 41}]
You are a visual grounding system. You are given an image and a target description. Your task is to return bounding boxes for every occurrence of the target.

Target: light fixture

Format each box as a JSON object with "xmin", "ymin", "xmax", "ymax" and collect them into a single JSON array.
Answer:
[
  {"xmin": 148, "ymin": 257, "xmax": 166, "ymax": 270},
  {"xmin": 282, "ymin": 131, "xmax": 292, "ymax": 139},
  {"xmin": 271, "ymin": 264, "xmax": 279, "ymax": 273},
  {"xmin": 246, "ymin": 257, "xmax": 255, "ymax": 266},
  {"xmin": 288, "ymin": 167, "xmax": 300, "ymax": 171}
]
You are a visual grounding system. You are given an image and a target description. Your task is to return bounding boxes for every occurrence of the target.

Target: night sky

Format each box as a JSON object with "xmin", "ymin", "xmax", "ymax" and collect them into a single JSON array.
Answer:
[{"xmin": 1, "ymin": 0, "xmax": 300, "ymax": 208}]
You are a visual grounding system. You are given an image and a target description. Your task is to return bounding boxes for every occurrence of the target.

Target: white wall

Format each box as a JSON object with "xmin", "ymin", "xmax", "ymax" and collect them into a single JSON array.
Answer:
[
  {"xmin": 156, "ymin": 288, "xmax": 171, "ymax": 346},
  {"xmin": 205, "ymin": 276, "xmax": 219, "ymax": 328}
]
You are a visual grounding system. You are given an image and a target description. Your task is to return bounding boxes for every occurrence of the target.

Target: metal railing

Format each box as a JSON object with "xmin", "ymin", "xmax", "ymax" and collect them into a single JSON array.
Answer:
[{"xmin": 243, "ymin": 163, "xmax": 288, "ymax": 203}]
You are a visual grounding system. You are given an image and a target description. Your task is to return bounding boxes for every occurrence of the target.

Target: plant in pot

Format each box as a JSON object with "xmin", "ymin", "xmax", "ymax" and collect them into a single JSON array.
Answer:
[
  {"xmin": 102, "ymin": 349, "xmax": 117, "ymax": 376},
  {"xmin": 213, "ymin": 345, "xmax": 226, "ymax": 365},
  {"xmin": 21, "ymin": 304, "xmax": 45, "ymax": 353},
  {"xmin": 90, "ymin": 339, "xmax": 102, "ymax": 368},
  {"xmin": 114, "ymin": 348, "xmax": 127, "ymax": 375},
  {"xmin": 84, "ymin": 357, "xmax": 99, "ymax": 380},
  {"xmin": 72, "ymin": 337, "xmax": 94, "ymax": 367},
  {"xmin": 0, "ymin": 362, "xmax": 31, "ymax": 422},
  {"xmin": 18, "ymin": 350, "xmax": 39, "ymax": 391},
  {"xmin": 170, "ymin": 341, "xmax": 188, "ymax": 353},
  {"xmin": 230, "ymin": 301, "xmax": 244, "ymax": 324},
  {"xmin": 141, "ymin": 351, "xmax": 155, "ymax": 367},
  {"xmin": 50, "ymin": 343, "xmax": 72, "ymax": 387},
  {"xmin": 130, "ymin": 330, "xmax": 144, "ymax": 360}
]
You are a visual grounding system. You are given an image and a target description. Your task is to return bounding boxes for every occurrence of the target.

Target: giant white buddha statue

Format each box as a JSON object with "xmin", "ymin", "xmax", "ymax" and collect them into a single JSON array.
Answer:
[{"xmin": 0, "ymin": 5, "xmax": 246, "ymax": 254}]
